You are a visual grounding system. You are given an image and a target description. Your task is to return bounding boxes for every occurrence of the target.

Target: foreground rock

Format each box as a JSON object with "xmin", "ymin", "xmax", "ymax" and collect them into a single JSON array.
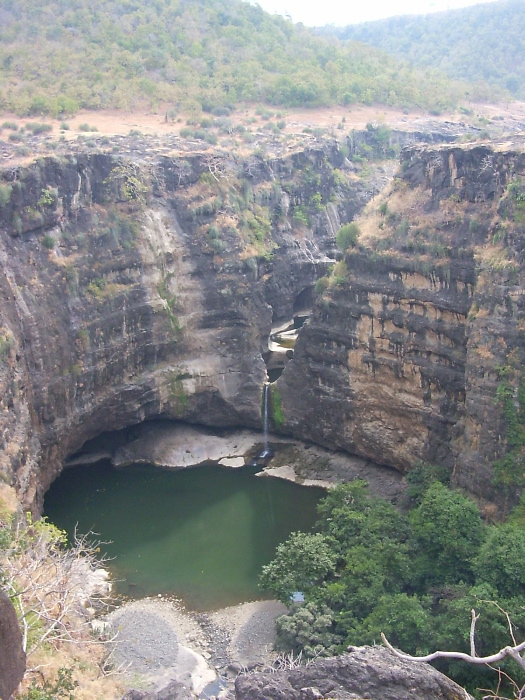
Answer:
[
  {"xmin": 106, "ymin": 600, "xmax": 472, "ymax": 700},
  {"xmin": 0, "ymin": 588, "xmax": 26, "ymax": 700},
  {"xmin": 235, "ymin": 646, "xmax": 472, "ymax": 700}
]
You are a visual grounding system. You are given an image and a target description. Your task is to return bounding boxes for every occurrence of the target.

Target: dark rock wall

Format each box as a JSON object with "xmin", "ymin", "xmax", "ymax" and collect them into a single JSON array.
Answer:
[{"xmin": 0, "ymin": 147, "xmax": 372, "ymax": 509}]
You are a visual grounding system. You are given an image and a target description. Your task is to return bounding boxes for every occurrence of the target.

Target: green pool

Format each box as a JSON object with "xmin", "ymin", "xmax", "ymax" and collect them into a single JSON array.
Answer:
[{"xmin": 44, "ymin": 460, "xmax": 323, "ymax": 611}]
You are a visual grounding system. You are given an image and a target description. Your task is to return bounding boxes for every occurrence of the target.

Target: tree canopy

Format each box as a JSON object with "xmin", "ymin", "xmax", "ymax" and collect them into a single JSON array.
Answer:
[{"xmin": 262, "ymin": 472, "xmax": 525, "ymax": 695}]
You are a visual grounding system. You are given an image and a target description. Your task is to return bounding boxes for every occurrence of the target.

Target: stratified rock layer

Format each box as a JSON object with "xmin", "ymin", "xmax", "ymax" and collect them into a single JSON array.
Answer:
[
  {"xmin": 1, "ymin": 135, "xmax": 524, "ymax": 508},
  {"xmin": 278, "ymin": 141, "xmax": 525, "ymax": 501}
]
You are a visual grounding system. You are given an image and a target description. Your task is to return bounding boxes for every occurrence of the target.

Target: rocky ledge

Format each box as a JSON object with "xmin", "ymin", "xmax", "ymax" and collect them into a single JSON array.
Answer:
[{"xmin": 235, "ymin": 646, "xmax": 472, "ymax": 700}]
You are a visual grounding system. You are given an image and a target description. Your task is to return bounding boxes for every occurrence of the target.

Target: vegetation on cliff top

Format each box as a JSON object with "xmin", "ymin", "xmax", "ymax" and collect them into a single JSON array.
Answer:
[
  {"xmin": 0, "ymin": 0, "xmax": 496, "ymax": 117},
  {"xmin": 324, "ymin": 0, "xmax": 523, "ymax": 99}
]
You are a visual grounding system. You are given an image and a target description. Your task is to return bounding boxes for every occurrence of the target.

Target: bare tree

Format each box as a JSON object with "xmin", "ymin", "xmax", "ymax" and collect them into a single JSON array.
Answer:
[
  {"xmin": 381, "ymin": 607, "xmax": 525, "ymax": 700},
  {"xmin": 0, "ymin": 514, "xmax": 112, "ymax": 660}
]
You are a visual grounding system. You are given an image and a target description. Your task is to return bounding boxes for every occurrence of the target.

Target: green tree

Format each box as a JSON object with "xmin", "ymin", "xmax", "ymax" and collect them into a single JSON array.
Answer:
[
  {"xmin": 348, "ymin": 593, "xmax": 433, "ymax": 656},
  {"xmin": 336, "ymin": 223, "xmax": 359, "ymax": 252},
  {"xmin": 409, "ymin": 482, "xmax": 485, "ymax": 586},
  {"xmin": 260, "ymin": 532, "xmax": 337, "ymax": 603},
  {"xmin": 474, "ymin": 523, "xmax": 525, "ymax": 598},
  {"xmin": 317, "ymin": 481, "xmax": 410, "ymax": 554}
]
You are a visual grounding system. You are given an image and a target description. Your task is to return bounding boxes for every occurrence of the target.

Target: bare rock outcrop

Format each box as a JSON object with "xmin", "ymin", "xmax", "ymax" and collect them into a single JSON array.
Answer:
[{"xmin": 235, "ymin": 646, "xmax": 472, "ymax": 700}]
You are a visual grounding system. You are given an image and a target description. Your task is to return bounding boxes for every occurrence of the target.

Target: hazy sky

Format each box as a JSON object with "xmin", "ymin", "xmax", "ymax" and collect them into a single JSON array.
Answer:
[{"xmin": 253, "ymin": 0, "xmax": 497, "ymax": 26}]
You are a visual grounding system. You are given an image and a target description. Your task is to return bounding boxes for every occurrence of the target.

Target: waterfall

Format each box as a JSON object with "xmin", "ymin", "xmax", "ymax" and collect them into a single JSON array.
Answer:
[{"xmin": 260, "ymin": 383, "xmax": 271, "ymax": 460}]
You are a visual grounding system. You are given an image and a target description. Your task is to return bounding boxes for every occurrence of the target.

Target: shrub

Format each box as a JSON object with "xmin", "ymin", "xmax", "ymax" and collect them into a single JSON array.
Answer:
[
  {"xmin": 275, "ymin": 603, "xmax": 340, "ymax": 657},
  {"xmin": 336, "ymin": 222, "xmax": 359, "ymax": 251},
  {"xmin": 38, "ymin": 188, "xmax": 57, "ymax": 207},
  {"xmin": 78, "ymin": 123, "xmax": 97, "ymax": 132},
  {"xmin": 0, "ymin": 183, "xmax": 13, "ymax": 207},
  {"xmin": 292, "ymin": 207, "xmax": 309, "ymax": 227},
  {"xmin": 42, "ymin": 235, "xmax": 55, "ymax": 249},
  {"xmin": 315, "ymin": 276, "xmax": 330, "ymax": 295},
  {"xmin": 25, "ymin": 122, "xmax": 52, "ymax": 134}
]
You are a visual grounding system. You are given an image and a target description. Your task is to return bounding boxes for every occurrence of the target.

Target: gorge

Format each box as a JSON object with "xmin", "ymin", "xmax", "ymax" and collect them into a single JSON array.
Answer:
[
  {"xmin": 1, "ymin": 123, "xmax": 525, "ymax": 699},
  {"xmin": 0, "ymin": 129, "xmax": 523, "ymax": 514}
]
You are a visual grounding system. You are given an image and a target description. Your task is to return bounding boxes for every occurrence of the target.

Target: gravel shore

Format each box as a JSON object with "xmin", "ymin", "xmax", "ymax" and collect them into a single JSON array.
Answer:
[{"xmin": 104, "ymin": 597, "xmax": 287, "ymax": 698}]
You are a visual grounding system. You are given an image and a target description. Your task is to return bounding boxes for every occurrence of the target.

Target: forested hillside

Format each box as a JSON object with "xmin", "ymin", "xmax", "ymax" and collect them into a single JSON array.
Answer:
[
  {"xmin": 0, "ymin": 0, "xmax": 498, "ymax": 117},
  {"xmin": 325, "ymin": 0, "xmax": 525, "ymax": 99}
]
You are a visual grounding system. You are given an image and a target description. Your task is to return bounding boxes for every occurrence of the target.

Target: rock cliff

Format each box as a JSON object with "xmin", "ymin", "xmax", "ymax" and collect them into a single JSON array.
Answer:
[
  {"xmin": 0, "ymin": 143, "xmax": 376, "ymax": 509},
  {"xmin": 277, "ymin": 139, "xmax": 525, "ymax": 503},
  {"xmin": 2, "ymin": 132, "xmax": 524, "ymax": 510}
]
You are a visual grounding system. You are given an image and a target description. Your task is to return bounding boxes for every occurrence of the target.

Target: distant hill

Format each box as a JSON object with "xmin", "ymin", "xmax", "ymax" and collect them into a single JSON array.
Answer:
[
  {"xmin": 0, "ymin": 0, "xmax": 500, "ymax": 117},
  {"xmin": 322, "ymin": 0, "xmax": 524, "ymax": 99}
]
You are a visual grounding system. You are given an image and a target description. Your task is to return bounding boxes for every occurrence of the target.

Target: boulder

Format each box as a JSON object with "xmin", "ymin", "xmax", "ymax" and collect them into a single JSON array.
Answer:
[{"xmin": 235, "ymin": 646, "xmax": 472, "ymax": 700}]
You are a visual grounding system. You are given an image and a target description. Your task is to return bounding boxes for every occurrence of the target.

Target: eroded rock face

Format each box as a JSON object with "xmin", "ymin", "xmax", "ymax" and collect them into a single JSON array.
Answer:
[
  {"xmin": 278, "ymin": 141, "xmax": 525, "ymax": 501},
  {"xmin": 0, "ymin": 146, "xmax": 375, "ymax": 509},
  {"xmin": 234, "ymin": 646, "xmax": 472, "ymax": 700},
  {"xmin": 2, "ymin": 136, "xmax": 523, "ymax": 509},
  {"xmin": 0, "ymin": 588, "xmax": 26, "ymax": 700}
]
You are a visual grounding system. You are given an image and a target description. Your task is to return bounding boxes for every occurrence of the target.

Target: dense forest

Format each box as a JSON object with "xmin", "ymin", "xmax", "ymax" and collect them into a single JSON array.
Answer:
[
  {"xmin": 0, "ymin": 0, "xmax": 501, "ymax": 117},
  {"xmin": 262, "ymin": 472, "xmax": 525, "ymax": 697},
  {"xmin": 324, "ymin": 0, "xmax": 525, "ymax": 99}
]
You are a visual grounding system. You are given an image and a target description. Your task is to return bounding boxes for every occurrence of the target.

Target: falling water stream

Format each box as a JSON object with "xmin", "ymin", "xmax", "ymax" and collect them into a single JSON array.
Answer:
[{"xmin": 260, "ymin": 383, "xmax": 271, "ymax": 459}]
